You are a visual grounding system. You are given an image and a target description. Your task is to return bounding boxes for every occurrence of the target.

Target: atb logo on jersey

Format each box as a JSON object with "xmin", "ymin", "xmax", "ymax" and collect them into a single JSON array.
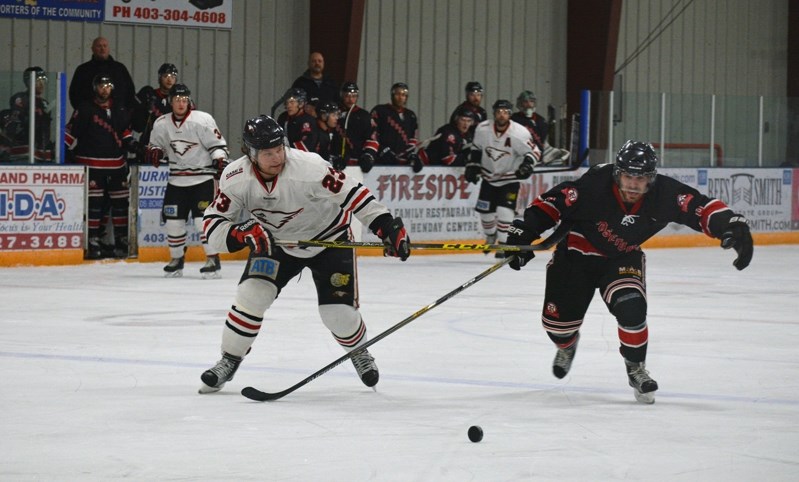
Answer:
[
  {"xmin": 621, "ymin": 214, "xmax": 639, "ymax": 226},
  {"xmin": 248, "ymin": 257, "xmax": 279, "ymax": 280}
]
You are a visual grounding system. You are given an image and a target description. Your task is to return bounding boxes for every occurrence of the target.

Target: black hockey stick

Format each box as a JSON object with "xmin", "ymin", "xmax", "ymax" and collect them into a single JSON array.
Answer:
[
  {"xmin": 240, "ymin": 222, "xmax": 571, "ymax": 402},
  {"xmin": 275, "ymin": 239, "xmax": 545, "ymax": 253}
]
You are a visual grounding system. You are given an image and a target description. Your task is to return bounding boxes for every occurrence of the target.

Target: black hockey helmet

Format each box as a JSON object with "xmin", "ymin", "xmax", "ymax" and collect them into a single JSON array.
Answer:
[
  {"xmin": 465, "ymin": 81, "xmax": 484, "ymax": 94},
  {"xmin": 452, "ymin": 105, "xmax": 478, "ymax": 123},
  {"xmin": 243, "ymin": 115, "xmax": 285, "ymax": 157},
  {"xmin": 492, "ymin": 99, "xmax": 513, "ymax": 113},
  {"xmin": 158, "ymin": 63, "xmax": 178, "ymax": 78},
  {"xmin": 284, "ymin": 87, "xmax": 307, "ymax": 105},
  {"xmin": 92, "ymin": 74, "xmax": 114, "ymax": 91},
  {"xmin": 23, "ymin": 66, "xmax": 47, "ymax": 88},
  {"xmin": 340, "ymin": 81, "xmax": 359, "ymax": 95},
  {"xmin": 316, "ymin": 100, "xmax": 340, "ymax": 117},
  {"xmin": 391, "ymin": 82, "xmax": 409, "ymax": 95},
  {"xmin": 516, "ymin": 90, "xmax": 536, "ymax": 109},
  {"xmin": 614, "ymin": 140, "xmax": 658, "ymax": 185},
  {"xmin": 168, "ymin": 83, "xmax": 191, "ymax": 103}
]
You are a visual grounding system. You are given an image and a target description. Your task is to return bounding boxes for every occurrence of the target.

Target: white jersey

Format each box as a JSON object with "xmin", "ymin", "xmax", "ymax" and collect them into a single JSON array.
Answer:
[
  {"xmin": 204, "ymin": 148, "xmax": 391, "ymax": 259},
  {"xmin": 471, "ymin": 120, "xmax": 540, "ymax": 186},
  {"xmin": 149, "ymin": 109, "xmax": 229, "ymax": 187}
]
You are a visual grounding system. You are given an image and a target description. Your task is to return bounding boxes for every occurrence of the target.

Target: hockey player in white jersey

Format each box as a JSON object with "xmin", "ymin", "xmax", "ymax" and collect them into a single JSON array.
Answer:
[
  {"xmin": 146, "ymin": 84, "xmax": 229, "ymax": 278},
  {"xmin": 465, "ymin": 99, "xmax": 541, "ymax": 253},
  {"xmin": 198, "ymin": 115, "xmax": 411, "ymax": 394}
]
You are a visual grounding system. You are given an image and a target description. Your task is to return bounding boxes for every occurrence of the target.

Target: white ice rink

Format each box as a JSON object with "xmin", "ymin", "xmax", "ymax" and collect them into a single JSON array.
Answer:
[{"xmin": 2, "ymin": 245, "xmax": 798, "ymax": 481}]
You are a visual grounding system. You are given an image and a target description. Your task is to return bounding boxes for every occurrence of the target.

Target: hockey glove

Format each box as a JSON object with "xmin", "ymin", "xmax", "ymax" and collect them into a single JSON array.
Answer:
[
  {"xmin": 371, "ymin": 214, "xmax": 411, "ymax": 261},
  {"xmin": 330, "ymin": 155, "xmax": 346, "ymax": 171},
  {"xmin": 146, "ymin": 146, "xmax": 165, "ymax": 167},
  {"xmin": 124, "ymin": 138, "xmax": 140, "ymax": 156},
  {"xmin": 358, "ymin": 152, "xmax": 375, "ymax": 173},
  {"xmin": 506, "ymin": 219, "xmax": 540, "ymax": 271},
  {"xmin": 408, "ymin": 152, "xmax": 423, "ymax": 173},
  {"xmin": 464, "ymin": 163, "xmax": 482, "ymax": 184},
  {"xmin": 720, "ymin": 215, "xmax": 753, "ymax": 270},
  {"xmin": 212, "ymin": 158, "xmax": 229, "ymax": 180},
  {"xmin": 514, "ymin": 155, "xmax": 536, "ymax": 180},
  {"xmin": 378, "ymin": 146, "xmax": 396, "ymax": 164},
  {"xmin": 227, "ymin": 219, "xmax": 274, "ymax": 255}
]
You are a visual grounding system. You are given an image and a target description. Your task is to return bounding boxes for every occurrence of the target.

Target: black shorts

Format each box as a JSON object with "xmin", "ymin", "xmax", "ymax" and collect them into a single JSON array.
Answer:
[
  {"xmin": 475, "ymin": 181, "xmax": 519, "ymax": 213},
  {"xmin": 543, "ymin": 247, "xmax": 646, "ymax": 322},
  {"xmin": 162, "ymin": 179, "xmax": 216, "ymax": 220},
  {"xmin": 240, "ymin": 246, "xmax": 358, "ymax": 306}
]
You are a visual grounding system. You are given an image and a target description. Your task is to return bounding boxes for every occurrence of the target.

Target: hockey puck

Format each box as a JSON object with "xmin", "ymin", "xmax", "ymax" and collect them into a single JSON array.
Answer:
[{"xmin": 468, "ymin": 425, "xmax": 483, "ymax": 443}]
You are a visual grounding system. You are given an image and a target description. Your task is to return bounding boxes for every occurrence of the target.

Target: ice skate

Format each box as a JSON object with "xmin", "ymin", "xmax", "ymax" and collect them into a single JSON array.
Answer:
[
  {"xmin": 625, "ymin": 360, "xmax": 658, "ymax": 404},
  {"xmin": 113, "ymin": 236, "xmax": 129, "ymax": 259},
  {"xmin": 484, "ymin": 233, "xmax": 497, "ymax": 255},
  {"xmin": 351, "ymin": 348, "xmax": 379, "ymax": 388},
  {"xmin": 200, "ymin": 255, "xmax": 221, "ymax": 279},
  {"xmin": 86, "ymin": 237, "xmax": 103, "ymax": 260},
  {"xmin": 163, "ymin": 256, "xmax": 185, "ymax": 277},
  {"xmin": 199, "ymin": 352, "xmax": 243, "ymax": 394},
  {"xmin": 552, "ymin": 334, "xmax": 579, "ymax": 379}
]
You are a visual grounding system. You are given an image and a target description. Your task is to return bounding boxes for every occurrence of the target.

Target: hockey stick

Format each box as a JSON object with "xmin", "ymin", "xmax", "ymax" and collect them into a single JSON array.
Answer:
[
  {"xmin": 276, "ymin": 239, "xmax": 547, "ymax": 253},
  {"xmin": 340, "ymin": 103, "xmax": 355, "ymax": 158},
  {"xmin": 240, "ymin": 222, "xmax": 571, "ymax": 402}
]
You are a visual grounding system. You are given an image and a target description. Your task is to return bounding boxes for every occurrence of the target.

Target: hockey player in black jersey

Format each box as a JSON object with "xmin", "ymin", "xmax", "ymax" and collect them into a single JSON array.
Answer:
[
  {"xmin": 336, "ymin": 82, "xmax": 379, "ymax": 173},
  {"xmin": 313, "ymin": 100, "xmax": 344, "ymax": 168},
  {"xmin": 448, "ymin": 81, "xmax": 487, "ymax": 141},
  {"xmin": 371, "ymin": 82, "xmax": 423, "ymax": 172},
  {"xmin": 276, "ymin": 88, "xmax": 319, "ymax": 152},
  {"xmin": 418, "ymin": 106, "xmax": 476, "ymax": 166},
  {"xmin": 506, "ymin": 140, "xmax": 753, "ymax": 403},
  {"xmin": 131, "ymin": 63, "xmax": 178, "ymax": 161}
]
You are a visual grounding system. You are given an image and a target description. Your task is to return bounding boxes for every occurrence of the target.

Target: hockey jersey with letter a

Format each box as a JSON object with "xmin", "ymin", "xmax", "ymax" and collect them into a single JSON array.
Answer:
[
  {"xmin": 203, "ymin": 148, "xmax": 390, "ymax": 259},
  {"xmin": 149, "ymin": 109, "xmax": 228, "ymax": 187},
  {"xmin": 471, "ymin": 120, "xmax": 539, "ymax": 186}
]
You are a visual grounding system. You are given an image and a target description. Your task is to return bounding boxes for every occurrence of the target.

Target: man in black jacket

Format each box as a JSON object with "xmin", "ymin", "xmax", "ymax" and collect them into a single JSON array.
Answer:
[
  {"xmin": 291, "ymin": 52, "xmax": 339, "ymax": 106},
  {"xmin": 69, "ymin": 37, "xmax": 136, "ymax": 111}
]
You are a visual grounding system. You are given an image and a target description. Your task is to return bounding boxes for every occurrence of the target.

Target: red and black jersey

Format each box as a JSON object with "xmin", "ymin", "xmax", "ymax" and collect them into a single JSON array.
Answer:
[
  {"xmin": 449, "ymin": 101, "xmax": 487, "ymax": 140},
  {"xmin": 418, "ymin": 124, "xmax": 470, "ymax": 166},
  {"xmin": 314, "ymin": 127, "xmax": 344, "ymax": 163},
  {"xmin": 65, "ymin": 99, "xmax": 132, "ymax": 169},
  {"xmin": 522, "ymin": 164, "xmax": 740, "ymax": 258},
  {"xmin": 371, "ymin": 103, "xmax": 418, "ymax": 163},
  {"xmin": 511, "ymin": 112, "xmax": 548, "ymax": 152},
  {"xmin": 131, "ymin": 86, "xmax": 172, "ymax": 147},
  {"xmin": 277, "ymin": 111, "xmax": 319, "ymax": 152},
  {"xmin": 336, "ymin": 105, "xmax": 378, "ymax": 165}
]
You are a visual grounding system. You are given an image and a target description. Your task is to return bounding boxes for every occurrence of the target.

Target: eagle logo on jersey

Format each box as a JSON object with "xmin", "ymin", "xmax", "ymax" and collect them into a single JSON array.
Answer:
[
  {"xmin": 485, "ymin": 146, "xmax": 511, "ymax": 163},
  {"xmin": 251, "ymin": 208, "xmax": 304, "ymax": 229},
  {"xmin": 170, "ymin": 140, "xmax": 199, "ymax": 156}
]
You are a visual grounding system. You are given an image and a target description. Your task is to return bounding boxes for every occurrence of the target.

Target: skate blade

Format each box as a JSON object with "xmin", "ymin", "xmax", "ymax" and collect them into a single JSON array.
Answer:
[
  {"xmin": 164, "ymin": 270, "xmax": 183, "ymax": 278},
  {"xmin": 201, "ymin": 271, "xmax": 222, "ymax": 280},
  {"xmin": 198, "ymin": 382, "xmax": 224, "ymax": 394},
  {"xmin": 633, "ymin": 389, "xmax": 655, "ymax": 404}
]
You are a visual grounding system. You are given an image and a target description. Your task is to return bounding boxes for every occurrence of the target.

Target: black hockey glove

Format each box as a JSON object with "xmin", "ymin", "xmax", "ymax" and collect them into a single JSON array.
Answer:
[
  {"xmin": 330, "ymin": 155, "xmax": 346, "ymax": 171},
  {"xmin": 227, "ymin": 219, "xmax": 274, "ymax": 255},
  {"xmin": 358, "ymin": 152, "xmax": 375, "ymax": 173},
  {"xmin": 514, "ymin": 155, "xmax": 536, "ymax": 180},
  {"xmin": 408, "ymin": 152, "xmax": 423, "ymax": 173},
  {"xmin": 378, "ymin": 146, "xmax": 396, "ymax": 164},
  {"xmin": 720, "ymin": 215, "xmax": 753, "ymax": 270},
  {"xmin": 212, "ymin": 157, "xmax": 229, "ymax": 180},
  {"xmin": 506, "ymin": 219, "xmax": 540, "ymax": 271},
  {"xmin": 124, "ymin": 138, "xmax": 140, "ymax": 156},
  {"xmin": 464, "ymin": 163, "xmax": 482, "ymax": 184},
  {"xmin": 371, "ymin": 214, "xmax": 411, "ymax": 261}
]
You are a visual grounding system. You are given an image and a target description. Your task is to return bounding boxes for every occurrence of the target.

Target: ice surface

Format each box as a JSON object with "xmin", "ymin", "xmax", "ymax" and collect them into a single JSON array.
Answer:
[{"xmin": 1, "ymin": 245, "xmax": 798, "ymax": 481}]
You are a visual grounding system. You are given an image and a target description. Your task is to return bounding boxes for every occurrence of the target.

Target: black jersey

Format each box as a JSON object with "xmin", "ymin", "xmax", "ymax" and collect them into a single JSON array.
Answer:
[
  {"xmin": 371, "ymin": 103, "xmax": 418, "ymax": 164},
  {"xmin": 315, "ymin": 127, "xmax": 344, "ymax": 163},
  {"xmin": 418, "ymin": 124, "xmax": 470, "ymax": 166},
  {"xmin": 9, "ymin": 91, "xmax": 51, "ymax": 149},
  {"xmin": 277, "ymin": 111, "xmax": 319, "ymax": 152},
  {"xmin": 522, "ymin": 164, "xmax": 739, "ymax": 258},
  {"xmin": 131, "ymin": 86, "xmax": 171, "ymax": 147},
  {"xmin": 65, "ymin": 99, "xmax": 133, "ymax": 169},
  {"xmin": 335, "ymin": 105, "xmax": 378, "ymax": 165},
  {"xmin": 511, "ymin": 111, "xmax": 548, "ymax": 152}
]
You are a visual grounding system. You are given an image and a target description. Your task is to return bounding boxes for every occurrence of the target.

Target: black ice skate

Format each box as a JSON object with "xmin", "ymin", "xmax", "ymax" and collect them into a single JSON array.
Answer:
[
  {"xmin": 113, "ymin": 236, "xmax": 129, "ymax": 259},
  {"xmin": 199, "ymin": 352, "xmax": 243, "ymax": 394},
  {"xmin": 163, "ymin": 256, "xmax": 185, "ymax": 278},
  {"xmin": 86, "ymin": 237, "xmax": 103, "ymax": 260},
  {"xmin": 351, "ymin": 349, "xmax": 379, "ymax": 388},
  {"xmin": 625, "ymin": 360, "xmax": 658, "ymax": 404},
  {"xmin": 200, "ymin": 255, "xmax": 221, "ymax": 279},
  {"xmin": 552, "ymin": 334, "xmax": 579, "ymax": 379}
]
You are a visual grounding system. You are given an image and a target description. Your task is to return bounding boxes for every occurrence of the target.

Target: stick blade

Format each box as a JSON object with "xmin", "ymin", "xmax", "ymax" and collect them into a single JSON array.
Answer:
[{"xmin": 241, "ymin": 386, "xmax": 281, "ymax": 402}]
